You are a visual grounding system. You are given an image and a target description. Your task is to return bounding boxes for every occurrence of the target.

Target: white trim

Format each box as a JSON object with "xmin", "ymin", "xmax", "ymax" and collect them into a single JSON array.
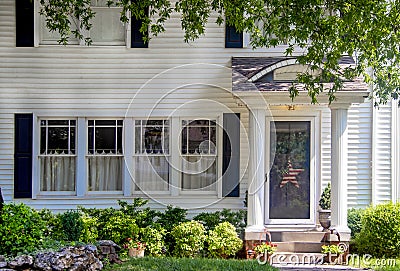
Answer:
[
  {"xmin": 76, "ymin": 117, "xmax": 86, "ymax": 197},
  {"xmin": 392, "ymin": 102, "xmax": 400, "ymax": 202},
  {"xmin": 123, "ymin": 118, "xmax": 133, "ymax": 197},
  {"xmin": 265, "ymin": 113, "xmax": 320, "ymax": 226},
  {"xmin": 170, "ymin": 117, "xmax": 180, "ymax": 196},
  {"xmin": 371, "ymin": 102, "xmax": 377, "ymax": 204},
  {"xmin": 248, "ymin": 59, "xmax": 298, "ymax": 82}
]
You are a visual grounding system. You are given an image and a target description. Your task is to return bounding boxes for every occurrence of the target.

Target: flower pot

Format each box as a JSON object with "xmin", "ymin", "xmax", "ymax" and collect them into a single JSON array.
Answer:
[
  {"xmin": 128, "ymin": 248, "xmax": 145, "ymax": 258},
  {"xmin": 318, "ymin": 209, "xmax": 331, "ymax": 232}
]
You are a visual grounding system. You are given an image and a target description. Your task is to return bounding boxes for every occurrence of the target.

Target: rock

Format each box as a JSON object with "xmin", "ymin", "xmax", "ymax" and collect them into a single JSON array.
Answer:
[
  {"xmin": 8, "ymin": 255, "xmax": 33, "ymax": 269},
  {"xmin": 0, "ymin": 262, "xmax": 7, "ymax": 268},
  {"xmin": 97, "ymin": 240, "xmax": 121, "ymax": 251}
]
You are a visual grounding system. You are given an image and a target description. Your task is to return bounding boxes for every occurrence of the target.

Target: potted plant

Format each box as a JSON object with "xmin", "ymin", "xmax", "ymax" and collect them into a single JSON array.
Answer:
[
  {"xmin": 124, "ymin": 238, "xmax": 146, "ymax": 257},
  {"xmin": 253, "ymin": 242, "xmax": 277, "ymax": 262},
  {"xmin": 321, "ymin": 244, "xmax": 344, "ymax": 264},
  {"xmin": 318, "ymin": 183, "xmax": 331, "ymax": 231}
]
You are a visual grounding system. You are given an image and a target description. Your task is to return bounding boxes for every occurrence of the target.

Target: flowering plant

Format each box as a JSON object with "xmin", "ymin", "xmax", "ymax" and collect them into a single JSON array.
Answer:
[
  {"xmin": 253, "ymin": 242, "xmax": 277, "ymax": 255},
  {"xmin": 124, "ymin": 238, "xmax": 146, "ymax": 250}
]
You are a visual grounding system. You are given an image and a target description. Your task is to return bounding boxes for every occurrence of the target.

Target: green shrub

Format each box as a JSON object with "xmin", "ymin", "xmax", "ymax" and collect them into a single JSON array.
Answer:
[
  {"xmin": 319, "ymin": 183, "xmax": 331, "ymax": 210},
  {"xmin": 171, "ymin": 221, "xmax": 206, "ymax": 258},
  {"xmin": 55, "ymin": 210, "xmax": 84, "ymax": 241},
  {"xmin": 347, "ymin": 208, "xmax": 364, "ymax": 238},
  {"xmin": 157, "ymin": 205, "xmax": 188, "ymax": 232},
  {"xmin": 80, "ymin": 213, "xmax": 99, "ymax": 243},
  {"xmin": 118, "ymin": 199, "xmax": 160, "ymax": 228},
  {"xmin": 355, "ymin": 202, "xmax": 400, "ymax": 257},
  {"xmin": 140, "ymin": 224, "xmax": 167, "ymax": 256},
  {"xmin": 206, "ymin": 222, "xmax": 243, "ymax": 258},
  {"xmin": 99, "ymin": 211, "xmax": 140, "ymax": 245},
  {"xmin": 0, "ymin": 203, "xmax": 46, "ymax": 256},
  {"xmin": 193, "ymin": 209, "xmax": 246, "ymax": 234}
]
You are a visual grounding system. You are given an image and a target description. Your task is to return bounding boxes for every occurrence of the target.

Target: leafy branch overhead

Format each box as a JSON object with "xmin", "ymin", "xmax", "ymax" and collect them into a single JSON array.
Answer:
[{"xmin": 39, "ymin": 0, "xmax": 400, "ymax": 105}]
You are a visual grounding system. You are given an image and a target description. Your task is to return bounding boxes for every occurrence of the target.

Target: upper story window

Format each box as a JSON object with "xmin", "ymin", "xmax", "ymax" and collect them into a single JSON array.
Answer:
[
  {"xmin": 39, "ymin": 119, "xmax": 76, "ymax": 192},
  {"xmin": 38, "ymin": 0, "xmax": 133, "ymax": 46},
  {"xmin": 87, "ymin": 120, "xmax": 123, "ymax": 191}
]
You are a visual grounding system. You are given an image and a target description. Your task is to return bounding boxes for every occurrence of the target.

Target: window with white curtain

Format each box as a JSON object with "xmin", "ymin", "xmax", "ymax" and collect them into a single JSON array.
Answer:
[
  {"xmin": 39, "ymin": 120, "xmax": 76, "ymax": 191},
  {"xmin": 134, "ymin": 120, "xmax": 169, "ymax": 191},
  {"xmin": 87, "ymin": 120, "xmax": 123, "ymax": 191},
  {"xmin": 181, "ymin": 120, "xmax": 217, "ymax": 191}
]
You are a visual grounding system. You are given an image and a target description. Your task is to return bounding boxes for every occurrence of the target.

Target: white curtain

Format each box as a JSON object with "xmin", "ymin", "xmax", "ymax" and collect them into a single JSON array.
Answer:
[
  {"xmin": 40, "ymin": 156, "xmax": 76, "ymax": 191},
  {"xmin": 88, "ymin": 156, "xmax": 123, "ymax": 191},
  {"xmin": 182, "ymin": 156, "xmax": 216, "ymax": 191},
  {"xmin": 134, "ymin": 156, "xmax": 169, "ymax": 191}
]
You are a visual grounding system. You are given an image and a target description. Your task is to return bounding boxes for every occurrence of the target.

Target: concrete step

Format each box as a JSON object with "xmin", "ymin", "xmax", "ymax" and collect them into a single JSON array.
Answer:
[
  {"xmin": 275, "ymin": 241, "xmax": 323, "ymax": 253},
  {"xmin": 269, "ymin": 252, "xmax": 325, "ymax": 265},
  {"xmin": 271, "ymin": 231, "xmax": 327, "ymax": 242}
]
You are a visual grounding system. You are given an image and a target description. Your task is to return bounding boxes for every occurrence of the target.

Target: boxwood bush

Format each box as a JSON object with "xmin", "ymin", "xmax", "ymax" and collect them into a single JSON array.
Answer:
[
  {"xmin": 206, "ymin": 222, "xmax": 243, "ymax": 258},
  {"xmin": 171, "ymin": 221, "xmax": 206, "ymax": 258},
  {"xmin": 355, "ymin": 202, "xmax": 400, "ymax": 257}
]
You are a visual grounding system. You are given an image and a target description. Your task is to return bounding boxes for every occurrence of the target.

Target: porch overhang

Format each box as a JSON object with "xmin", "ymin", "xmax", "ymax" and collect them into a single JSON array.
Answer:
[
  {"xmin": 231, "ymin": 56, "xmax": 370, "ymax": 108},
  {"xmin": 237, "ymin": 57, "xmax": 368, "ymax": 242}
]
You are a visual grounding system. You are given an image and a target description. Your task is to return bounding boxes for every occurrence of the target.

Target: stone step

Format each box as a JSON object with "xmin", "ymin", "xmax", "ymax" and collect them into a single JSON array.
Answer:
[
  {"xmin": 271, "ymin": 231, "xmax": 327, "ymax": 242},
  {"xmin": 275, "ymin": 241, "xmax": 323, "ymax": 253},
  {"xmin": 269, "ymin": 252, "xmax": 325, "ymax": 265}
]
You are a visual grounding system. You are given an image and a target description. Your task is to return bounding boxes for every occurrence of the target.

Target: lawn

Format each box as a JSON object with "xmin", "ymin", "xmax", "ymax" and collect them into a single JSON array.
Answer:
[{"xmin": 103, "ymin": 257, "xmax": 278, "ymax": 271}]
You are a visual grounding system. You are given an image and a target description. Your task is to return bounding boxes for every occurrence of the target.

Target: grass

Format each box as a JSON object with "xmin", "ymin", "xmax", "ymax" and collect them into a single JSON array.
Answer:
[
  {"xmin": 103, "ymin": 257, "xmax": 277, "ymax": 271},
  {"xmin": 348, "ymin": 257, "xmax": 400, "ymax": 271}
]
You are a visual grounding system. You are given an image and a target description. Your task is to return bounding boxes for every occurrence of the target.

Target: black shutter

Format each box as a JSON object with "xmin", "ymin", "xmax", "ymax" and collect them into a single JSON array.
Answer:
[
  {"xmin": 225, "ymin": 25, "xmax": 243, "ymax": 48},
  {"xmin": 14, "ymin": 114, "xmax": 33, "ymax": 198},
  {"xmin": 16, "ymin": 0, "xmax": 34, "ymax": 47},
  {"xmin": 222, "ymin": 113, "xmax": 240, "ymax": 197},
  {"xmin": 131, "ymin": 8, "xmax": 148, "ymax": 48}
]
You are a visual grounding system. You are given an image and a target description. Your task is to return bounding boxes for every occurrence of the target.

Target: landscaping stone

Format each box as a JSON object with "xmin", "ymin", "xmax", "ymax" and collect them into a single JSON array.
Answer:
[
  {"xmin": 2, "ymin": 245, "xmax": 103, "ymax": 271},
  {"xmin": 97, "ymin": 240, "xmax": 121, "ymax": 264},
  {"xmin": 8, "ymin": 255, "xmax": 33, "ymax": 269}
]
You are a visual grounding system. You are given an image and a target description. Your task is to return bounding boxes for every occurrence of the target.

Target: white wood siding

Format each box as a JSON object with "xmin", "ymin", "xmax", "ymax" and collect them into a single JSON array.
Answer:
[
  {"xmin": 0, "ymin": 0, "xmax": 14, "ymax": 47},
  {"xmin": 347, "ymin": 102, "xmax": 373, "ymax": 208},
  {"xmin": 372, "ymin": 103, "xmax": 393, "ymax": 203}
]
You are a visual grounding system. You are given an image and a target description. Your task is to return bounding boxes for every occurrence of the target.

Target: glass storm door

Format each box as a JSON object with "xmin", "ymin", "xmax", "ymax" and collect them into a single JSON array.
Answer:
[{"xmin": 266, "ymin": 120, "xmax": 314, "ymax": 224}]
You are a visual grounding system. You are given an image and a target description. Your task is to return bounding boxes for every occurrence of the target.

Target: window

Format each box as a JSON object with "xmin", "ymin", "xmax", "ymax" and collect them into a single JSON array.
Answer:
[
  {"xmin": 134, "ymin": 120, "xmax": 169, "ymax": 191},
  {"xmin": 90, "ymin": 0, "xmax": 125, "ymax": 45},
  {"xmin": 181, "ymin": 120, "xmax": 217, "ymax": 191},
  {"xmin": 39, "ymin": 0, "xmax": 125, "ymax": 46},
  {"xmin": 39, "ymin": 120, "xmax": 76, "ymax": 191},
  {"xmin": 87, "ymin": 120, "xmax": 123, "ymax": 191}
]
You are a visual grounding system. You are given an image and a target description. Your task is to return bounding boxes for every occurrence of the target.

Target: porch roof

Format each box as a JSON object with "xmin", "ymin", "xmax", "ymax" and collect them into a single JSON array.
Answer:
[{"xmin": 232, "ymin": 56, "xmax": 369, "ymax": 93}]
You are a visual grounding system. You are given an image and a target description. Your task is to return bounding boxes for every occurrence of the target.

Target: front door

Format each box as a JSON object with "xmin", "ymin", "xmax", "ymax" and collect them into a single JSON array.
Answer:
[{"xmin": 266, "ymin": 119, "xmax": 315, "ymax": 225}]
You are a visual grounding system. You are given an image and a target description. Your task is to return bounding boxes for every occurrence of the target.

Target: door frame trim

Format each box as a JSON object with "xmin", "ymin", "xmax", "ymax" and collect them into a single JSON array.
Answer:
[{"xmin": 265, "ymin": 113, "xmax": 321, "ymax": 226}]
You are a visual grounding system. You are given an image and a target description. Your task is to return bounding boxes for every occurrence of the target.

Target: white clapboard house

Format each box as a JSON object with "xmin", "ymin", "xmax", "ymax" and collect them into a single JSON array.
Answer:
[{"xmin": 1, "ymin": 0, "xmax": 399, "ymax": 246}]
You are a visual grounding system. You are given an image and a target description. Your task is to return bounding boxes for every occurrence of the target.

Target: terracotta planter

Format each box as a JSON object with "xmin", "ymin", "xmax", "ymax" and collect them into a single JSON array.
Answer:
[
  {"xmin": 128, "ymin": 248, "xmax": 145, "ymax": 258},
  {"xmin": 318, "ymin": 209, "xmax": 331, "ymax": 231}
]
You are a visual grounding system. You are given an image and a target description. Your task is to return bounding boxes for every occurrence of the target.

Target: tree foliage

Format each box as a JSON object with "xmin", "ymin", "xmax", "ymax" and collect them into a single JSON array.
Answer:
[{"xmin": 39, "ymin": 0, "xmax": 400, "ymax": 105}]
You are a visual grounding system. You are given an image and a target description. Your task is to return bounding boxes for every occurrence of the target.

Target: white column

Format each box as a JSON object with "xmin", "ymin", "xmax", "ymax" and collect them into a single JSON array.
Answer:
[
  {"xmin": 329, "ymin": 104, "xmax": 351, "ymax": 240},
  {"xmin": 392, "ymin": 102, "xmax": 400, "ymax": 202},
  {"xmin": 246, "ymin": 109, "xmax": 266, "ymax": 232}
]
